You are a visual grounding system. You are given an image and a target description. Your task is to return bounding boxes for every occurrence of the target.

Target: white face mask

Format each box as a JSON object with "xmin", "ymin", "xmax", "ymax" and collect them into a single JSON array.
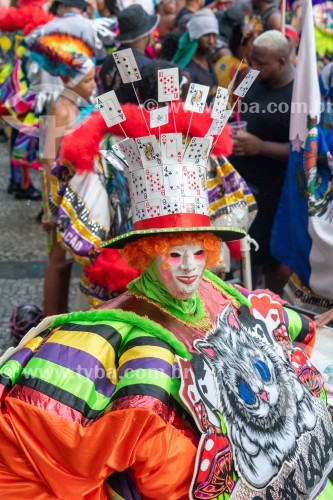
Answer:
[{"xmin": 155, "ymin": 243, "xmax": 207, "ymax": 300}]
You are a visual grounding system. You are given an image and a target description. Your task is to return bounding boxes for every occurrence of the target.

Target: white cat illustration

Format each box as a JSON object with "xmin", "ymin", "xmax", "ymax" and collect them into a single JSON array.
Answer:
[{"xmin": 194, "ymin": 305, "xmax": 317, "ymax": 489}]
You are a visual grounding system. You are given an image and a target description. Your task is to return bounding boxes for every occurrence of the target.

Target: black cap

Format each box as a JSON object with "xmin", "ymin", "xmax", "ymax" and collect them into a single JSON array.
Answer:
[
  {"xmin": 116, "ymin": 4, "xmax": 160, "ymax": 43},
  {"xmin": 50, "ymin": 0, "xmax": 88, "ymax": 15}
]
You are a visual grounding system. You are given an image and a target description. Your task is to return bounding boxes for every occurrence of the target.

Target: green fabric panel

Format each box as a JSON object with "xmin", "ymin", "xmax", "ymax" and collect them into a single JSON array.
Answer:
[
  {"xmin": 0, "ymin": 359, "xmax": 22, "ymax": 385},
  {"xmin": 114, "ymin": 368, "xmax": 172, "ymax": 395},
  {"xmin": 51, "ymin": 309, "xmax": 191, "ymax": 360},
  {"xmin": 118, "ymin": 327, "xmax": 156, "ymax": 358},
  {"xmin": 24, "ymin": 358, "xmax": 111, "ymax": 411},
  {"xmin": 204, "ymin": 270, "xmax": 251, "ymax": 306},
  {"xmin": 316, "ymin": 480, "xmax": 333, "ymax": 500},
  {"xmin": 283, "ymin": 307, "xmax": 302, "ymax": 341}
]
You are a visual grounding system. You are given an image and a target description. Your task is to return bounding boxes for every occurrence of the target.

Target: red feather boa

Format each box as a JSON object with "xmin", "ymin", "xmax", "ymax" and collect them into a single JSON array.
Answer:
[
  {"xmin": 0, "ymin": 7, "xmax": 53, "ymax": 35},
  {"xmin": 85, "ymin": 249, "xmax": 141, "ymax": 292},
  {"xmin": 60, "ymin": 103, "xmax": 233, "ymax": 174}
]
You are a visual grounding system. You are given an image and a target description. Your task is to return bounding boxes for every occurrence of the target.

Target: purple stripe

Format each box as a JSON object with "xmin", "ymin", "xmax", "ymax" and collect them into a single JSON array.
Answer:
[
  {"xmin": 118, "ymin": 358, "xmax": 173, "ymax": 379},
  {"xmin": 57, "ymin": 207, "xmax": 94, "ymax": 256},
  {"xmin": 11, "ymin": 347, "xmax": 34, "ymax": 367},
  {"xmin": 36, "ymin": 343, "xmax": 116, "ymax": 398}
]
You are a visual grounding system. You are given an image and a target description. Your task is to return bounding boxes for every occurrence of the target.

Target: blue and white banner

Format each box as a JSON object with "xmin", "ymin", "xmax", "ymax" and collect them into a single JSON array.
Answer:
[{"xmin": 271, "ymin": 0, "xmax": 333, "ymax": 300}]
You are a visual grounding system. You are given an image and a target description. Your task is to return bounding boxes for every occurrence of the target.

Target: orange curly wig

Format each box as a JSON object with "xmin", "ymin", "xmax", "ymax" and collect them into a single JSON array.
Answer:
[{"xmin": 123, "ymin": 233, "xmax": 222, "ymax": 270}]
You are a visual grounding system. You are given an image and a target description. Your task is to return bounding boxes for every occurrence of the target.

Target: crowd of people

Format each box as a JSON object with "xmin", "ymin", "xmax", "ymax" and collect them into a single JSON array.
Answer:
[{"xmin": 0, "ymin": 0, "xmax": 333, "ymax": 497}]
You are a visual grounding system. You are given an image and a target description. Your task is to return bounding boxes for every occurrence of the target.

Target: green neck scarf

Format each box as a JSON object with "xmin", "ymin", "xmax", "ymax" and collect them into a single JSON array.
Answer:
[
  {"xmin": 127, "ymin": 259, "xmax": 206, "ymax": 323},
  {"xmin": 172, "ymin": 31, "xmax": 199, "ymax": 70}
]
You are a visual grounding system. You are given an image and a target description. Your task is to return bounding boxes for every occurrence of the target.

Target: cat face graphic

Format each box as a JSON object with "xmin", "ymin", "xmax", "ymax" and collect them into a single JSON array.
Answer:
[{"xmin": 194, "ymin": 305, "xmax": 317, "ymax": 489}]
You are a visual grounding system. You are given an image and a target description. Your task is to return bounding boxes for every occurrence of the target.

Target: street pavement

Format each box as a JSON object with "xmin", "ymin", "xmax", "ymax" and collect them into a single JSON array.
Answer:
[{"xmin": 0, "ymin": 141, "xmax": 79, "ymax": 355}]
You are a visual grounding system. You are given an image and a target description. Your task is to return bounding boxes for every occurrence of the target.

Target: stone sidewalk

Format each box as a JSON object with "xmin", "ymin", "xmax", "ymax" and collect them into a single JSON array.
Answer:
[{"xmin": 0, "ymin": 142, "xmax": 79, "ymax": 354}]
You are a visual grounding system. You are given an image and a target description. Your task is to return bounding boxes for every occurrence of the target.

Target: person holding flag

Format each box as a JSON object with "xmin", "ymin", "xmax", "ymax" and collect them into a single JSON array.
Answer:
[{"xmin": 271, "ymin": 0, "xmax": 333, "ymax": 322}]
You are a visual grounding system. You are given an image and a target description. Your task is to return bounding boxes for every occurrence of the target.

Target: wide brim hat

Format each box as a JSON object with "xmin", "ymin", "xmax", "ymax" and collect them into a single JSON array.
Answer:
[
  {"xmin": 102, "ymin": 226, "xmax": 246, "ymax": 249},
  {"xmin": 116, "ymin": 4, "xmax": 160, "ymax": 43}
]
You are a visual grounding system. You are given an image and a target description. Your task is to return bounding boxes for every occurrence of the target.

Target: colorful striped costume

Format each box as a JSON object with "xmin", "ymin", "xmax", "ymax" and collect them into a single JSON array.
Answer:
[{"xmin": 0, "ymin": 271, "xmax": 332, "ymax": 499}]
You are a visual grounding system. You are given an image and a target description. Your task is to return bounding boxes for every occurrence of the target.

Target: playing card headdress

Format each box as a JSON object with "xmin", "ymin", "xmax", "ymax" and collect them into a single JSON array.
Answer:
[{"xmin": 98, "ymin": 49, "xmax": 259, "ymax": 249}]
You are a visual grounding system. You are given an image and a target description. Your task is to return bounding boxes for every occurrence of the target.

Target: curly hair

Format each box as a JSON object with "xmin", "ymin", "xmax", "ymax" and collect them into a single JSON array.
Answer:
[{"xmin": 123, "ymin": 233, "xmax": 222, "ymax": 270}]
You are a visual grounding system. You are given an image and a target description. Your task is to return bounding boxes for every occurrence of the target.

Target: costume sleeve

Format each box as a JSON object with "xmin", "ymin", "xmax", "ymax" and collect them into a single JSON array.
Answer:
[{"xmin": 0, "ymin": 319, "xmax": 197, "ymax": 498}]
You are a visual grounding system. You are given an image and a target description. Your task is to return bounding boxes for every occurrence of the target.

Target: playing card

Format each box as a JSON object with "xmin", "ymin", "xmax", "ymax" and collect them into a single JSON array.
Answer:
[
  {"xmin": 145, "ymin": 166, "xmax": 165, "ymax": 197},
  {"xmin": 130, "ymin": 170, "xmax": 147, "ymax": 202},
  {"xmin": 233, "ymin": 69, "xmax": 260, "ymax": 98},
  {"xmin": 196, "ymin": 197, "xmax": 208, "ymax": 215},
  {"xmin": 206, "ymin": 109, "xmax": 233, "ymax": 137},
  {"xmin": 150, "ymin": 105, "xmax": 169, "ymax": 129},
  {"xmin": 160, "ymin": 133, "xmax": 183, "ymax": 164},
  {"xmin": 97, "ymin": 90, "xmax": 125, "ymax": 127},
  {"xmin": 182, "ymin": 165, "xmax": 200, "ymax": 196},
  {"xmin": 99, "ymin": 150, "xmax": 125, "ymax": 171},
  {"xmin": 227, "ymin": 60, "xmax": 244, "ymax": 95},
  {"xmin": 112, "ymin": 143, "xmax": 127, "ymax": 163},
  {"xmin": 180, "ymin": 197, "xmax": 196, "ymax": 214},
  {"xmin": 184, "ymin": 83, "xmax": 209, "ymax": 113},
  {"xmin": 163, "ymin": 165, "xmax": 183, "ymax": 195},
  {"xmin": 211, "ymin": 86, "xmax": 228, "ymax": 119},
  {"xmin": 134, "ymin": 201, "xmax": 146, "ymax": 223},
  {"xmin": 145, "ymin": 200, "xmax": 161, "ymax": 218},
  {"xmin": 136, "ymin": 135, "xmax": 162, "ymax": 168},
  {"xmin": 161, "ymin": 197, "xmax": 180, "ymax": 215},
  {"xmin": 113, "ymin": 48, "xmax": 142, "ymax": 84},
  {"xmin": 118, "ymin": 138, "xmax": 143, "ymax": 171},
  {"xmin": 157, "ymin": 68, "xmax": 180, "ymax": 102},
  {"xmin": 183, "ymin": 137, "xmax": 213, "ymax": 167}
]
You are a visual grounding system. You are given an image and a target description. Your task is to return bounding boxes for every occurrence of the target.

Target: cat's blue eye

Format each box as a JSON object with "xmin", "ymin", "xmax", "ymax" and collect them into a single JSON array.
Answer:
[
  {"xmin": 239, "ymin": 380, "xmax": 256, "ymax": 405},
  {"xmin": 252, "ymin": 358, "xmax": 271, "ymax": 382}
]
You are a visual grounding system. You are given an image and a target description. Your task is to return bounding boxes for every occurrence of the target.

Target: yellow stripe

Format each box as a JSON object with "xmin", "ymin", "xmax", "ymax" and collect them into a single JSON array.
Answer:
[
  {"xmin": 47, "ymin": 330, "xmax": 117, "ymax": 384},
  {"xmin": 119, "ymin": 345, "xmax": 174, "ymax": 367},
  {"xmin": 25, "ymin": 336, "xmax": 44, "ymax": 352},
  {"xmin": 62, "ymin": 195, "xmax": 106, "ymax": 243}
]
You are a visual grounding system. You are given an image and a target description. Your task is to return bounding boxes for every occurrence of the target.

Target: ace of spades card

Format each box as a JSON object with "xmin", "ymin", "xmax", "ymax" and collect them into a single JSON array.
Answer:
[
  {"xmin": 113, "ymin": 48, "xmax": 142, "ymax": 84},
  {"xmin": 163, "ymin": 165, "xmax": 183, "ymax": 195},
  {"xmin": 184, "ymin": 83, "xmax": 209, "ymax": 113},
  {"xmin": 161, "ymin": 197, "xmax": 180, "ymax": 216},
  {"xmin": 158, "ymin": 68, "xmax": 180, "ymax": 102},
  {"xmin": 118, "ymin": 138, "xmax": 143, "ymax": 171},
  {"xmin": 183, "ymin": 137, "xmax": 213, "ymax": 167},
  {"xmin": 130, "ymin": 170, "xmax": 147, "ymax": 203},
  {"xmin": 97, "ymin": 90, "xmax": 125, "ymax": 127},
  {"xmin": 136, "ymin": 135, "xmax": 162, "ymax": 168},
  {"xmin": 211, "ymin": 86, "xmax": 228, "ymax": 119},
  {"xmin": 160, "ymin": 133, "xmax": 183, "ymax": 164},
  {"xmin": 233, "ymin": 69, "xmax": 260, "ymax": 98},
  {"xmin": 145, "ymin": 166, "xmax": 165, "ymax": 197},
  {"xmin": 150, "ymin": 106, "xmax": 169, "ymax": 129}
]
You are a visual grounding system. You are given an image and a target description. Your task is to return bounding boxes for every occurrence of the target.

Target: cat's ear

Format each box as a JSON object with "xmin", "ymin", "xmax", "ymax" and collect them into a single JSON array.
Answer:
[{"xmin": 195, "ymin": 340, "xmax": 216, "ymax": 359}]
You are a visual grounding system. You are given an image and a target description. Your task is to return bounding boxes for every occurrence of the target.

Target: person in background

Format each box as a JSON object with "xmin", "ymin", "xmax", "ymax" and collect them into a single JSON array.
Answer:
[
  {"xmin": 173, "ymin": 0, "xmax": 205, "ymax": 31},
  {"xmin": 229, "ymin": 30, "xmax": 294, "ymax": 294},
  {"xmin": 251, "ymin": 0, "xmax": 281, "ymax": 31},
  {"xmin": 214, "ymin": 20, "xmax": 253, "ymax": 90},
  {"xmin": 156, "ymin": 0, "xmax": 177, "ymax": 41},
  {"xmin": 173, "ymin": 8, "xmax": 219, "ymax": 103},
  {"xmin": 100, "ymin": 4, "xmax": 159, "ymax": 101}
]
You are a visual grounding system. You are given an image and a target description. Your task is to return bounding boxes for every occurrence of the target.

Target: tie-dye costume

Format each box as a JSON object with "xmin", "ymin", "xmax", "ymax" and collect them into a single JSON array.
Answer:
[{"xmin": 0, "ymin": 270, "xmax": 332, "ymax": 499}]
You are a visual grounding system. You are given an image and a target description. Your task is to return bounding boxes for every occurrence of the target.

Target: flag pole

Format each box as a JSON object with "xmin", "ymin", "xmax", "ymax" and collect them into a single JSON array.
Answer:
[{"xmin": 281, "ymin": 0, "xmax": 286, "ymax": 35}]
